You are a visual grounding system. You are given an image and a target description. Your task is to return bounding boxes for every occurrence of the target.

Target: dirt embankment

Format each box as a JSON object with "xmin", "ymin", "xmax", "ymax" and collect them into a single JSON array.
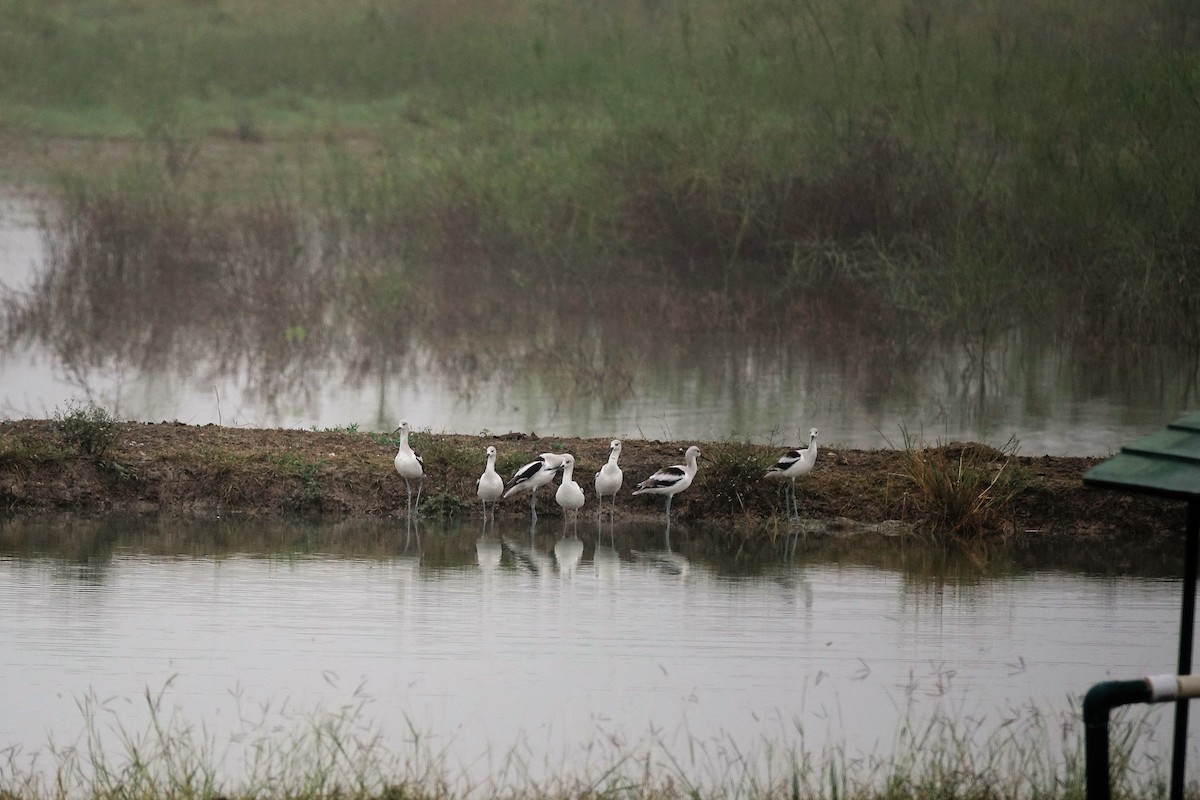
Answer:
[{"xmin": 0, "ymin": 419, "xmax": 1184, "ymax": 541}]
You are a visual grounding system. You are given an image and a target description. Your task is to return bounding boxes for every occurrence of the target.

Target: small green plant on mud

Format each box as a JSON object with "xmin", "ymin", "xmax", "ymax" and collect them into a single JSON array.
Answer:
[
  {"xmin": 316, "ymin": 423, "xmax": 360, "ymax": 434},
  {"xmin": 265, "ymin": 452, "xmax": 324, "ymax": 479},
  {"xmin": 367, "ymin": 430, "xmax": 397, "ymax": 447},
  {"xmin": 52, "ymin": 400, "xmax": 120, "ymax": 458},
  {"xmin": 266, "ymin": 453, "xmax": 325, "ymax": 509},
  {"xmin": 419, "ymin": 489, "xmax": 469, "ymax": 519},
  {"xmin": 692, "ymin": 439, "xmax": 774, "ymax": 518},
  {"xmin": 0, "ymin": 431, "xmax": 64, "ymax": 468},
  {"xmin": 413, "ymin": 436, "xmax": 477, "ymax": 474},
  {"xmin": 892, "ymin": 429, "xmax": 1024, "ymax": 539}
]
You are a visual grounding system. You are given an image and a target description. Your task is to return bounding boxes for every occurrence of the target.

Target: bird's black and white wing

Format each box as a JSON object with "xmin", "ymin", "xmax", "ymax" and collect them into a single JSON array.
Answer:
[
  {"xmin": 637, "ymin": 465, "xmax": 686, "ymax": 492},
  {"xmin": 504, "ymin": 459, "xmax": 543, "ymax": 494},
  {"xmin": 766, "ymin": 449, "xmax": 804, "ymax": 475}
]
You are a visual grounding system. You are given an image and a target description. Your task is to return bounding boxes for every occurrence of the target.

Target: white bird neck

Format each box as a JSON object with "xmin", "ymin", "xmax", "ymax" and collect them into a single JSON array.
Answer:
[{"xmin": 562, "ymin": 462, "xmax": 575, "ymax": 481}]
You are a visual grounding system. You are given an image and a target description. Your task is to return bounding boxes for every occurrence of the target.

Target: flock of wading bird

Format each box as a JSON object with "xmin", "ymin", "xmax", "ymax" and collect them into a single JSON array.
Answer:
[{"xmin": 391, "ymin": 422, "xmax": 822, "ymax": 524}]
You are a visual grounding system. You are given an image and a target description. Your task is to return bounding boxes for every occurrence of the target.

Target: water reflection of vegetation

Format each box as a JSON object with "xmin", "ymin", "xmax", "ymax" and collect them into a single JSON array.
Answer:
[
  {"xmin": 5, "ymin": 186, "xmax": 1195, "ymax": 443},
  {"xmin": 0, "ymin": 516, "xmax": 1185, "ymax": 582}
]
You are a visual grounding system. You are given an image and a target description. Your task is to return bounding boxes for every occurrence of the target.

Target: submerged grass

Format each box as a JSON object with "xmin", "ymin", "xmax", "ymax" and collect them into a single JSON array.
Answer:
[{"xmin": 0, "ymin": 681, "xmax": 1174, "ymax": 800}]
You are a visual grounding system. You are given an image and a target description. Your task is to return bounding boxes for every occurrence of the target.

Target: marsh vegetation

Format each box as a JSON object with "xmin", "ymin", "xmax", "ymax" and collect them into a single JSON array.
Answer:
[{"xmin": 1, "ymin": 0, "xmax": 1198, "ymax": 428}]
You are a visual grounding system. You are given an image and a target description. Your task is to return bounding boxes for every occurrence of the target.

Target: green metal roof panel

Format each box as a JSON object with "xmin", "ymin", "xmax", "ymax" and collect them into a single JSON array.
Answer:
[
  {"xmin": 1084, "ymin": 411, "xmax": 1200, "ymax": 499},
  {"xmin": 1167, "ymin": 410, "xmax": 1200, "ymax": 434},
  {"xmin": 1122, "ymin": 429, "xmax": 1200, "ymax": 465}
]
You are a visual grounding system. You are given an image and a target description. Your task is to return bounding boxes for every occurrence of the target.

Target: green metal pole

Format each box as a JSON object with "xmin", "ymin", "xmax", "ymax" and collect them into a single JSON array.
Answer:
[{"xmin": 1171, "ymin": 499, "xmax": 1200, "ymax": 800}]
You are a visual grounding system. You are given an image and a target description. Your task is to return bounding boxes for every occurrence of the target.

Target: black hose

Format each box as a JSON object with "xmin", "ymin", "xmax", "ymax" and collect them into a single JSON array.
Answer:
[{"xmin": 1083, "ymin": 679, "xmax": 1152, "ymax": 800}]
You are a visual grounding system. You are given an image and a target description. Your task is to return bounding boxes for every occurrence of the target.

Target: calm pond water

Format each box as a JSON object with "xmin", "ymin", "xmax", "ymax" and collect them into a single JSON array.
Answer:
[
  {"xmin": 1, "ymin": 516, "xmax": 1196, "ymax": 793},
  {"xmin": 0, "ymin": 195, "xmax": 1195, "ymax": 455}
]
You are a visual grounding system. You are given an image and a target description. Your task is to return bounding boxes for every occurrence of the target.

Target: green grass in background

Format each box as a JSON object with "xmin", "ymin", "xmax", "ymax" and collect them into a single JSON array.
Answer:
[{"xmin": 1, "ymin": 0, "xmax": 1197, "ymax": 352}]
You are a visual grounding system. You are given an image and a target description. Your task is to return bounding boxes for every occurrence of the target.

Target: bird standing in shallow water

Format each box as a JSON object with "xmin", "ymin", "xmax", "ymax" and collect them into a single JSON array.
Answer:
[
  {"xmin": 633, "ymin": 445, "xmax": 703, "ymax": 522},
  {"xmin": 594, "ymin": 439, "xmax": 623, "ymax": 515},
  {"xmin": 503, "ymin": 452, "xmax": 566, "ymax": 520},
  {"xmin": 476, "ymin": 445, "xmax": 503, "ymax": 521},
  {"xmin": 765, "ymin": 427, "xmax": 819, "ymax": 520},
  {"xmin": 555, "ymin": 453, "xmax": 586, "ymax": 526},
  {"xmin": 392, "ymin": 421, "xmax": 424, "ymax": 518}
]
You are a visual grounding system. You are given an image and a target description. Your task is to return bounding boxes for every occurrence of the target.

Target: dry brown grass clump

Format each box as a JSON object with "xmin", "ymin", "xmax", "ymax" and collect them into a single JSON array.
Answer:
[{"xmin": 891, "ymin": 431, "xmax": 1026, "ymax": 539}]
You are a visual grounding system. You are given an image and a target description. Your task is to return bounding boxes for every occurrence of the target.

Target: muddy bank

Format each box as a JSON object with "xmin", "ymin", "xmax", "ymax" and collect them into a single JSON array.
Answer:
[{"xmin": 0, "ymin": 419, "xmax": 1184, "ymax": 541}]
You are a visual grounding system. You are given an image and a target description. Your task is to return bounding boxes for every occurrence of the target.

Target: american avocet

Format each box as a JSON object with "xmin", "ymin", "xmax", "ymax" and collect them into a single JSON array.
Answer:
[
  {"xmin": 765, "ymin": 427, "xmax": 819, "ymax": 519},
  {"xmin": 503, "ymin": 452, "xmax": 566, "ymax": 519},
  {"xmin": 476, "ymin": 445, "xmax": 504, "ymax": 520},
  {"xmin": 392, "ymin": 421, "xmax": 425, "ymax": 518},
  {"xmin": 633, "ymin": 445, "xmax": 703, "ymax": 522},
  {"xmin": 555, "ymin": 453, "xmax": 586, "ymax": 524},
  {"xmin": 594, "ymin": 439, "xmax": 623, "ymax": 514}
]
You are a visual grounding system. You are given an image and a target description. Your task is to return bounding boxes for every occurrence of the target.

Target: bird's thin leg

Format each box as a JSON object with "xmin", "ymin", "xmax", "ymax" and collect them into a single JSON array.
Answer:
[
  {"xmin": 414, "ymin": 481, "xmax": 423, "ymax": 517},
  {"xmin": 665, "ymin": 494, "xmax": 673, "ymax": 521},
  {"xmin": 405, "ymin": 481, "xmax": 413, "ymax": 518},
  {"xmin": 530, "ymin": 488, "xmax": 538, "ymax": 520}
]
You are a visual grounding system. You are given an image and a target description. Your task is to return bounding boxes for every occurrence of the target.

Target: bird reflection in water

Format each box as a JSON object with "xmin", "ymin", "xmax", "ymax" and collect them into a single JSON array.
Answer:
[
  {"xmin": 630, "ymin": 521, "xmax": 690, "ymax": 577},
  {"xmin": 475, "ymin": 531, "xmax": 502, "ymax": 576},
  {"xmin": 553, "ymin": 534, "xmax": 584, "ymax": 578},
  {"xmin": 593, "ymin": 514, "xmax": 620, "ymax": 587},
  {"xmin": 500, "ymin": 516, "xmax": 555, "ymax": 580}
]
